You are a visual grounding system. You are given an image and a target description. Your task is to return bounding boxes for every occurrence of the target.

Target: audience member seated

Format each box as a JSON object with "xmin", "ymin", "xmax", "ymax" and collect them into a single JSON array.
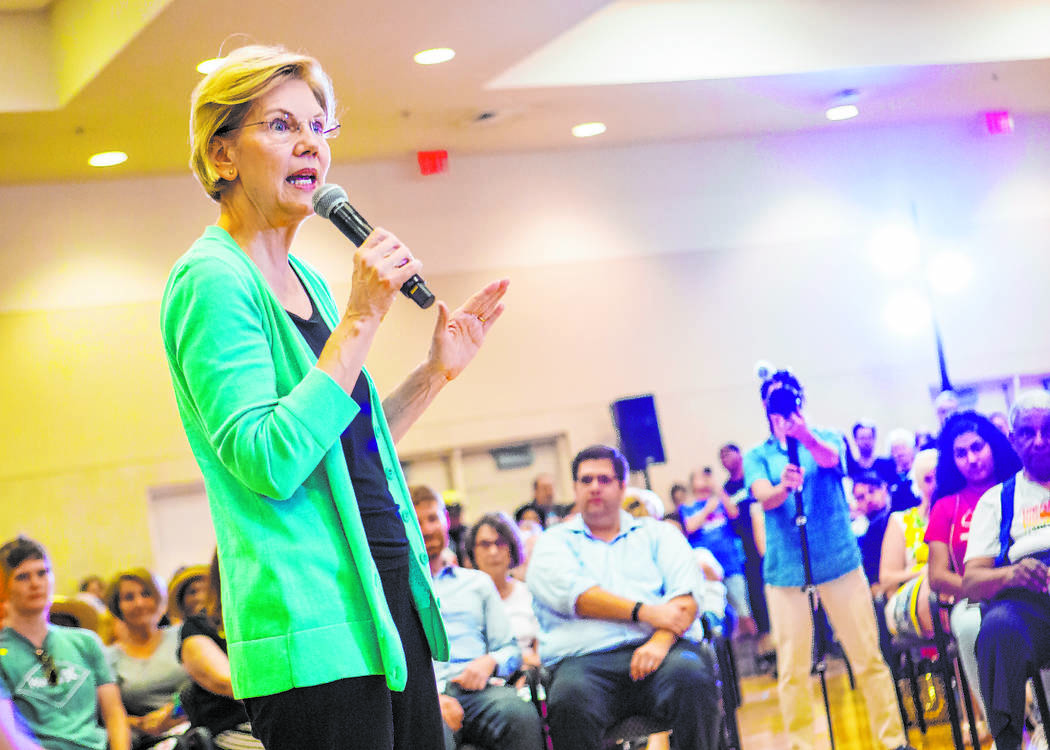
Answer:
[
  {"xmin": 0, "ymin": 677, "xmax": 44, "ymax": 750},
  {"xmin": 177, "ymin": 554, "xmax": 261, "ymax": 750},
  {"xmin": 933, "ymin": 391, "xmax": 961, "ymax": 439},
  {"xmin": 523, "ymin": 473, "xmax": 557, "ymax": 527},
  {"xmin": 925, "ymin": 410, "xmax": 1020, "ymax": 737},
  {"xmin": 847, "ymin": 421, "xmax": 898, "ymax": 485},
  {"xmin": 886, "ymin": 429, "xmax": 921, "ymax": 511},
  {"xmin": 624, "ymin": 487, "xmax": 666, "ymax": 521},
  {"xmin": 528, "ymin": 445, "xmax": 719, "ymax": 750},
  {"xmin": 878, "ymin": 449, "xmax": 937, "ymax": 637},
  {"xmin": 851, "ymin": 472, "xmax": 893, "ymax": 593},
  {"xmin": 464, "ymin": 514, "xmax": 541, "ymax": 673},
  {"xmin": 104, "ymin": 569, "xmax": 189, "ymax": 747},
  {"xmin": 961, "ymin": 392, "xmax": 1050, "ymax": 750},
  {"xmin": 720, "ymin": 443, "xmax": 772, "ymax": 647},
  {"xmin": 678, "ymin": 468, "xmax": 755, "ymax": 635},
  {"xmin": 165, "ymin": 567, "xmax": 209, "ymax": 626},
  {"xmin": 989, "ymin": 411, "xmax": 1011, "ymax": 436},
  {"xmin": 412, "ymin": 488, "xmax": 544, "ymax": 750},
  {"xmin": 76, "ymin": 577, "xmax": 106, "ymax": 609},
  {"xmin": 513, "ymin": 504, "xmax": 544, "ymax": 530},
  {"xmin": 0, "ymin": 536, "xmax": 130, "ymax": 750}
]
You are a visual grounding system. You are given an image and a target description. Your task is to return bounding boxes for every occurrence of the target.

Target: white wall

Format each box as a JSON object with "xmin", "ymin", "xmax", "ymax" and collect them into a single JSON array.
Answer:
[{"xmin": 4, "ymin": 114, "xmax": 1050, "ymax": 589}]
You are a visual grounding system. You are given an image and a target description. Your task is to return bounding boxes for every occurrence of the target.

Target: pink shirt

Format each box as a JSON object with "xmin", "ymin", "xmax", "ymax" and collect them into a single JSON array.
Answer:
[{"xmin": 925, "ymin": 487, "xmax": 985, "ymax": 575}]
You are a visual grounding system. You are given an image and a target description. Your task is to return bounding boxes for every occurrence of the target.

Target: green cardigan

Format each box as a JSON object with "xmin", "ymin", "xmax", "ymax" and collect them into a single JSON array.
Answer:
[{"xmin": 160, "ymin": 225, "xmax": 448, "ymax": 699}]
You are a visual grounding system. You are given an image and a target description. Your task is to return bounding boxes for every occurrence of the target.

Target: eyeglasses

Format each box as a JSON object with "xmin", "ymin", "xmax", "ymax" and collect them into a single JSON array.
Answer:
[
  {"xmin": 475, "ymin": 539, "xmax": 509, "ymax": 551},
  {"xmin": 220, "ymin": 113, "xmax": 340, "ymax": 141},
  {"xmin": 35, "ymin": 648, "xmax": 58, "ymax": 686},
  {"xmin": 577, "ymin": 474, "xmax": 617, "ymax": 486}
]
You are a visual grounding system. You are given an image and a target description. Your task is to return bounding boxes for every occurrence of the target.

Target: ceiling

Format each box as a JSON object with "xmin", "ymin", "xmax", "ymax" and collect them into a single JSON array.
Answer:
[{"xmin": 3, "ymin": 0, "xmax": 1050, "ymax": 185}]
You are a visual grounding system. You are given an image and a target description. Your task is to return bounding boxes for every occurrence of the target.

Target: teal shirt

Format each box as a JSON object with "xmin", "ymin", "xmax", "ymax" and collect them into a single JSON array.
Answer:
[
  {"xmin": 160, "ymin": 225, "xmax": 448, "ymax": 699},
  {"xmin": 0, "ymin": 625, "xmax": 113, "ymax": 750},
  {"xmin": 743, "ymin": 428, "xmax": 862, "ymax": 587}
]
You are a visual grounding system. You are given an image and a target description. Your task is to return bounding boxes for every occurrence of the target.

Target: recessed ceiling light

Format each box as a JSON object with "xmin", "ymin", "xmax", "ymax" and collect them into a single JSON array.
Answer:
[
  {"xmin": 88, "ymin": 151, "xmax": 128, "ymax": 168},
  {"xmin": 825, "ymin": 88, "xmax": 860, "ymax": 122},
  {"xmin": 825, "ymin": 104, "xmax": 859, "ymax": 122},
  {"xmin": 572, "ymin": 122, "xmax": 606, "ymax": 138},
  {"xmin": 197, "ymin": 57, "xmax": 224, "ymax": 75},
  {"xmin": 414, "ymin": 48, "xmax": 456, "ymax": 65}
]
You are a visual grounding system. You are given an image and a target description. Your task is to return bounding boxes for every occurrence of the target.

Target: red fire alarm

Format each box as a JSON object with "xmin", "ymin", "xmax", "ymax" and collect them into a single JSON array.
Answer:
[
  {"xmin": 417, "ymin": 150, "xmax": 448, "ymax": 175},
  {"xmin": 984, "ymin": 110, "xmax": 1014, "ymax": 135}
]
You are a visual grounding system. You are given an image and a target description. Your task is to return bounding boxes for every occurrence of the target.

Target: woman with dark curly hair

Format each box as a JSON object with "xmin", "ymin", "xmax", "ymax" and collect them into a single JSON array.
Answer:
[{"xmin": 925, "ymin": 410, "xmax": 1021, "ymax": 729}]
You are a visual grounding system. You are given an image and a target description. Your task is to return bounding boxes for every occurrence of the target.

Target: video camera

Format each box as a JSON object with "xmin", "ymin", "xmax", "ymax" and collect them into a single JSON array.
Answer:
[{"xmin": 762, "ymin": 371, "xmax": 804, "ymax": 419}]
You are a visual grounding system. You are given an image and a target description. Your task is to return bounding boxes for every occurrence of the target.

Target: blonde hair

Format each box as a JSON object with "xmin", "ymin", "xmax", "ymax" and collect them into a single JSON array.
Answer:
[
  {"xmin": 189, "ymin": 44, "xmax": 336, "ymax": 201},
  {"xmin": 909, "ymin": 448, "xmax": 939, "ymax": 500}
]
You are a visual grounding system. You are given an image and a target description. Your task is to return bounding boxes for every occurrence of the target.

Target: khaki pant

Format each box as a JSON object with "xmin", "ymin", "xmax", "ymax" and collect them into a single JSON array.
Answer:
[{"xmin": 766, "ymin": 567, "xmax": 906, "ymax": 750}]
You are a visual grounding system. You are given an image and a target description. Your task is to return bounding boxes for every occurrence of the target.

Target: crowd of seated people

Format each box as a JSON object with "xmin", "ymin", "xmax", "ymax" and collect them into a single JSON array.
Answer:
[{"xmin": 11, "ymin": 388, "xmax": 1050, "ymax": 750}]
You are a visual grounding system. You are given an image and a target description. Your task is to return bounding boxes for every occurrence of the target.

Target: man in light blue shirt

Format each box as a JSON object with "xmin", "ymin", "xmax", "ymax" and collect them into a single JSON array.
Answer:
[
  {"xmin": 412, "ymin": 488, "xmax": 544, "ymax": 750},
  {"xmin": 527, "ymin": 445, "xmax": 719, "ymax": 750},
  {"xmin": 744, "ymin": 370, "xmax": 909, "ymax": 750}
]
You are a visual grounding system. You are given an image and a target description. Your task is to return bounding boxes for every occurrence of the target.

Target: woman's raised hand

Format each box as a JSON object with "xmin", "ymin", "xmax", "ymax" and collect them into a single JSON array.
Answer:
[
  {"xmin": 427, "ymin": 278, "xmax": 509, "ymax": 382},
  {"xmin": 344, "ymin": 228, "xmax": 424, "ymax": 322}
]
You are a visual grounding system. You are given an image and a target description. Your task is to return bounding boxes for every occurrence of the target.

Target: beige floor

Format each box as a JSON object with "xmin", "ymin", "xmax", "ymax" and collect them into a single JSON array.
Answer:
[{"xmin": 733, "ymin": 661, "xmax": 994, "ymax": 750}]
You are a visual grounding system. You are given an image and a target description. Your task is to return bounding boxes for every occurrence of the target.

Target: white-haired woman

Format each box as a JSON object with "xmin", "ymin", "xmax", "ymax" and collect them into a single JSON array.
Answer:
[{"xmin": 161, "ymin": 44, "xmax": 507, "ymax": 750}]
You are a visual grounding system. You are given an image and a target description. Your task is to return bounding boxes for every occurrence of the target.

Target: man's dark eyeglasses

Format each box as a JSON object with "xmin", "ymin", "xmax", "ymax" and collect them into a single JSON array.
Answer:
[
  {"xmin": 577, "ymin": 475, "xmax": 616, "ymax": 486},
  {"xmin": 35, "ymin": 648, "xmax": 58, "ymax": 686}
]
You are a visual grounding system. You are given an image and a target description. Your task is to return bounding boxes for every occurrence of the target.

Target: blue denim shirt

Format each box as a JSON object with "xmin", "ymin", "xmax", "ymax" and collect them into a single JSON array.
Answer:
[
  {"xmin": 743, "ymin": 428, "xmax": 862, "ymax": 587},
  {"xmin": 431, "ymin": 566, "xmax": 521, "ymax": 690},
  {"xmin": 526, "ymin": 511, "xmax": 704, "ymax": 665}
]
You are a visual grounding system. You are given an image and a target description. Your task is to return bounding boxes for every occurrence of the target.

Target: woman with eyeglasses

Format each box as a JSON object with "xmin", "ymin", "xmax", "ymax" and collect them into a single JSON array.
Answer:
[
  {"xmin": 0, "ymin": 536, "xmax": 129, "ymax": 750},
  {"xmin": 160, "ymin": 45, "xmax": 507, "ymax": 750},
  {"xmin": 925, "ymin": 411, "xmax": 1022, "ymax": 732},
  {"xmin": 464, "ymin": 514, "xmax": 541, "ymax": 672}
]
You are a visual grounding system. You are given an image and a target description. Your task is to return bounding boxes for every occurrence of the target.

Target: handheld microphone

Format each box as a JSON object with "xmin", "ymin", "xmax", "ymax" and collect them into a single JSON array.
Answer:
[
  {"xmin": 312, "ymin": 183, "xmax": 435, "ymax": 309},
  {"xmin": 786, "ymin": 437, "xmax": 800, "ymax": 466}
]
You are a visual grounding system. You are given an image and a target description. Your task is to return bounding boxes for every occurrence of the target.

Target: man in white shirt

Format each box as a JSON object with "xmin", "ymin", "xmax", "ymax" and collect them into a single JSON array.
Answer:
[{"xmin": 962, "ymin": 390, "xmax": 1050, "ymax": 750}]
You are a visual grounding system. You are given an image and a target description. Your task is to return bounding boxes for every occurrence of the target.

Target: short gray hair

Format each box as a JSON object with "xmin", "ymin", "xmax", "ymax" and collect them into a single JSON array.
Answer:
[
  {"xmin": 885, "ymin": 428, "xmax": 915, "ymax": 450},
  {"xmin": 1010, "ymin": 390, "xmax": 1050, "ymax": 430}
]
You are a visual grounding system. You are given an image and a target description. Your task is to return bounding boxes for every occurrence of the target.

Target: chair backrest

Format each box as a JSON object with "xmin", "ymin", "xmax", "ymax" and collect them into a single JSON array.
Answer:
[{"xmin": 48, "ymin": 596, "xmax": 100, "ymax": 633}]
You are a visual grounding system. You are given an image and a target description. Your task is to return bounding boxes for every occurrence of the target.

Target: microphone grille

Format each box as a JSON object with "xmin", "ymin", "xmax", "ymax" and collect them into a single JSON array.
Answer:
[{"xmin": 312, "ymin": 183, "xmax": 348, "ymax": 219}]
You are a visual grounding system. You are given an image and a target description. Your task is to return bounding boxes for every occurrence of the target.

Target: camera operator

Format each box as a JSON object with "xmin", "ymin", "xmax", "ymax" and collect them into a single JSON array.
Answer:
[{"xmin": 743, "ymin": 371, "xmax": 911, "ymax": 750}]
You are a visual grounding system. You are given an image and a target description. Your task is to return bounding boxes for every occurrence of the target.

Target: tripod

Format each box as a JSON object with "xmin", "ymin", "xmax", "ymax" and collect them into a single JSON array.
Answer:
[{"xmin": 787, "ymin": 437, "xmax": 837, "ymax": 750}]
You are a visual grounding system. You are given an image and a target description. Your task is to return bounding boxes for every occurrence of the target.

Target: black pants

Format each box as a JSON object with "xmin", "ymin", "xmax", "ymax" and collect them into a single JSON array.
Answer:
[
  {"xmin": 546, "ymin": 639, "xmax": 719, "ymax": 750},
  {"xmin": 243, "ymin": 563, "xmax": 444, "ymax": 750},
  {"xmin": 976, "ymin": 588, "xmax": 1050, "ymax": 750},
  {"xmin": 441, "ymin": 683, "xmax": 545, "ymax": 750}
]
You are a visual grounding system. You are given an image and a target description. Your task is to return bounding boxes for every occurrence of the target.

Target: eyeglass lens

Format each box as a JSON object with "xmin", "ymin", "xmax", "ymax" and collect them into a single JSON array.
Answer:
[{"xmin": 578, "ymin": 475, "xmax": 615, "ymax": 486}]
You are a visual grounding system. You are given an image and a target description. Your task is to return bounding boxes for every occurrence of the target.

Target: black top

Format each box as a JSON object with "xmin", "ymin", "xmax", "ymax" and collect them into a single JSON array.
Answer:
[
  {"xmin": 724, "ymin": 477, "xmax": 761, "ymax": 563},
  {"xmin": 846, "ymin": 452, "xmax": 898, "ymax": 485},
  {"xmin": 177, "ymin": 615, "xmax": 248, "ymax": 735},
  {"xmin": 856, "ymin": 505, "xmax": 892, "ymax": 584},
  {"xmin": 287, "ymin": 298, "xmax": 409, "ymax": 571}
]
